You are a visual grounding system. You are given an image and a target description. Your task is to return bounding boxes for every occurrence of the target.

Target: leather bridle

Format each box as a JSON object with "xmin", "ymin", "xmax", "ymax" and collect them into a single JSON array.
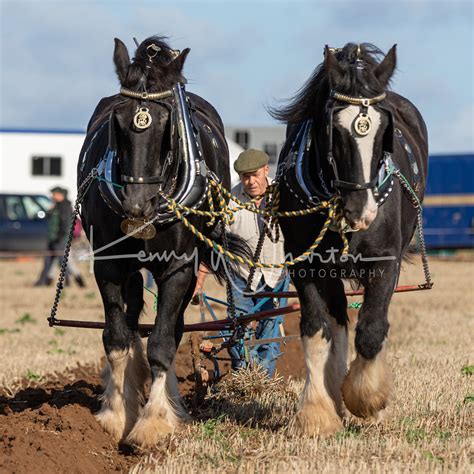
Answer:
[
  {"xmin": 325, "ymin": 90, "xmax": 393, "ymax": 195},
  {"xmin": 107, "ymin": 87, "xmax": 176, "ymax": 190}
]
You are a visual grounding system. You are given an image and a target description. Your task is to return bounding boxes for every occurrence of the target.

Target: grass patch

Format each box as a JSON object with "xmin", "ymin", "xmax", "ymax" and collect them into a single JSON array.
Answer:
[
  {"xmin": 436, "ymin": 429, "xmax": 451, "ymax": 440},
  {"xmin": 201, "ymin": 414, "xmax": 226, "ymax": 438},
  {"xmin": 402, "ymin": 418, "xmax": 427, "ymax": 443},
  {"xmin": 336, "ymin": 424, "xmax": 362, "ymax": 439},
  {"xmin": 461, "ymin": 364, "xmax": 474, "ymax": 376},
  {"xmin": 15, "ymin": 313, "xmax": 37, "ymax": 325},
  {"xmin": 423, "ymin": 451, "xmax": 444, "ymax": 464},
  {"xmin": 48, "ymin": 347, "xmax": 65, "ymax": 355},
  {"xmin": 0, "ymin": 328, "xmax": 21, "ymax": 335},
  {"xmin": 46, "ymin": 339, "xmax": 76, "ymax": 355},
  {"xmin": 25, "ymin": 369, "xmax": 42, "ymax": 382},
  {"xmin": 463, "ymin": 394, "xmax": 474, "ymax": 404},
  {"xmin": 405, "ymin": 427, "xmax": 427, "ymax": 443}
]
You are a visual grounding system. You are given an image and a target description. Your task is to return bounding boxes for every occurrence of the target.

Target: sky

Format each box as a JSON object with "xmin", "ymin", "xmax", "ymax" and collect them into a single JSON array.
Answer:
[{"xmin": 0, "ymin": 0, "xmax": 472, "ymax": 153}]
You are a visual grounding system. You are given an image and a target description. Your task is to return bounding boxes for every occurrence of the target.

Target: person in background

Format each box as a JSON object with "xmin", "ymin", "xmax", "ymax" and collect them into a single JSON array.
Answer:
[
  {"xmin": 194, "ymin": 149, "xmax": 288, "ymax": 375},
  {"xmin": 34, "ymin": 187, "xmax": 85, "ymax": 287}
]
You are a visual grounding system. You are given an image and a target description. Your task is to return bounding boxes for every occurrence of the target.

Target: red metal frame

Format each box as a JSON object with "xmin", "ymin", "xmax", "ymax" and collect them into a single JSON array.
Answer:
[
  {"xmin": 49, "ymin": 303, "xmax": 301, "ymax": 337},
  {"xmin": 252, "ymin": 283, "xmax": 432, "ymax": 299},
  {"xmin": 48, "ymin": 283, "xmax": 431, "ymax": 336}
]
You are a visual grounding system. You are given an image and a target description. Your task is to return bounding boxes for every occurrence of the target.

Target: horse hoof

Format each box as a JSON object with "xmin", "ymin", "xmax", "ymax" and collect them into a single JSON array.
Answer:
[
  {"xmin": 124, "ymin": 415, "xmax": 174, "ymax": 448},
  {"xmin": 342, "ymin": 355, "xmax": 392, "ymax": 418},
  {"xmin": 289, "ymin": 402, "xmax": 343, "ymax": 436},
  {"xmin": 95, "ymin": 406, "xmax": 127, "ymax": 442}
]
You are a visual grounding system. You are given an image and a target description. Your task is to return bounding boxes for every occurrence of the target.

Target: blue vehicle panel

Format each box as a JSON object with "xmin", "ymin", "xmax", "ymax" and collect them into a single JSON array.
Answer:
[
  {"xmin": 423, "ymin": 154, "xmax": 474, "ymax": 249},
  {"xmin": 0, "ymin": 194, "xmax": 51, "ymax": 252}
]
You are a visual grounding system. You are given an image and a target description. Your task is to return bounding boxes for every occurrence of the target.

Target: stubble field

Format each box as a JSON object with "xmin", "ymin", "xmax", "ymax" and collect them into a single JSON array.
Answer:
[{"xmin": 0, "ymin": 256, "xmax": 472, "ymax": 473}]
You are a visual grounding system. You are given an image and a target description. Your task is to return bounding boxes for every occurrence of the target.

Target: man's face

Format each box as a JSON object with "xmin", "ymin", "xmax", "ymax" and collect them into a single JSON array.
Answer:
[
  {"xmin": 51, "ymin": 191, "xmax": 65, "ymax": 203},
  {"xmin": 240, "ymin": 165, "xmax": 269, "ymax": 198}
]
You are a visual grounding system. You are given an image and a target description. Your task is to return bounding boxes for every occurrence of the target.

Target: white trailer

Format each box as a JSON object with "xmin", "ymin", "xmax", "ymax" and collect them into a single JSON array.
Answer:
[{"xmin": 0, "ymin": 129, "xmax": 244, "ymax": 200}]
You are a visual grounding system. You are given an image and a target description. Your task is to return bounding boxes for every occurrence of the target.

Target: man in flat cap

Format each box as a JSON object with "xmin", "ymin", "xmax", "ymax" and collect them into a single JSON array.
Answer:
[{"xmin": 194, "ymin": 149, "xmax": 288, "ymax": 375}]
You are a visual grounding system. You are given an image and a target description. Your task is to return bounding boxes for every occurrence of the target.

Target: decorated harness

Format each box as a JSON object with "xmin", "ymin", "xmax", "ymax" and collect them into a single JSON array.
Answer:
[{"xmin": 277, "ymin": 91, "xmax": 421, "ymax": 213}]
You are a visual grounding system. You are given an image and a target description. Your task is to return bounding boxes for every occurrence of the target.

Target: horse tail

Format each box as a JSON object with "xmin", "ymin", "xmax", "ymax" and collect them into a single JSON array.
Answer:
[
  {"xmin": 401, "ymin": 243, "xmax": 417, "ymax": 265},
  {"xmin": 200, "ymin": 228, "xmax": 252, "ymax": 286}
]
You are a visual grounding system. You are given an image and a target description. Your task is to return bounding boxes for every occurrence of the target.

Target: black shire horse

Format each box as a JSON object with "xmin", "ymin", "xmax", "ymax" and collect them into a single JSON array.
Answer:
[
  {"xmin": 272, "ymin": 44, "xmax": 428, "ymax": 435},
  {"xmin": 78, "ymin": 36, "xmax": 238, "ymax": 447}
]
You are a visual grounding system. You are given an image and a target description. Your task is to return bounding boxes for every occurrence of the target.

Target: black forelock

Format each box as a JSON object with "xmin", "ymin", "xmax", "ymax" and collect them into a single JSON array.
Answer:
[
  {"xmin": 123, "ymin": 35, "xmax": 186, "ymax": 91},
  {"xmin": 270, "ymin": 43, "xmax": 390, "ymax": 124},
  {"xmin": 332, "ymin": 43, "xmax": 387, "ymax": 96}
]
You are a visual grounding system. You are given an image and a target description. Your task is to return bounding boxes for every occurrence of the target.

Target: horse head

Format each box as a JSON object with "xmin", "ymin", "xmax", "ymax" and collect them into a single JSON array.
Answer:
[
  {"xmin": 323, "ymin": 43, "xmax": 397, "ymax": 230},
  {"xmin": 111, "ymin": 36, "xmax": 190, "ymax": 219}
]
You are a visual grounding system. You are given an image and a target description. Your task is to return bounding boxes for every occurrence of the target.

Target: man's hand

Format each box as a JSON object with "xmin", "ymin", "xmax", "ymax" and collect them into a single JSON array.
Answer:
[{"xmin": 191, "ymin": 264, "xmax": 209, "ymax": 305}]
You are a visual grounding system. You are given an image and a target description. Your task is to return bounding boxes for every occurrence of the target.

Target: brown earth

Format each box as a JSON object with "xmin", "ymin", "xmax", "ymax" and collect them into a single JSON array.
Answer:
[
  {"xmin": 0, "ymin": 339, "xmax": 203, "ymax": 473},
  {"xmin": 0, "ymin": 325, "xmax": 303, "ymax": 474},
  {"xmin": 0, "ymin": 310, "xmax": 310, "ymax": 474}
]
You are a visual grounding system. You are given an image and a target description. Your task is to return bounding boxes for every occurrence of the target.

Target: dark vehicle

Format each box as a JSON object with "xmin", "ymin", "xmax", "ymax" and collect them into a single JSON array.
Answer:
[
  {"xmin": 423, "ymin": 154, "xmax": 474, "ymax": 249},
  {"xmin": 0, "ymin": 193, "xmax": 51, "ymax": 251}
]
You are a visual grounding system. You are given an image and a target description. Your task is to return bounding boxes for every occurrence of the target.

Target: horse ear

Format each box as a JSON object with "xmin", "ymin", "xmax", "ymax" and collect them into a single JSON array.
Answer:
[
  {"xmin": 168, "ymin": 48, "xmax": 190, "ymax": 74},
  {"xmin": 374, "ymin": 44, "xmax": 397, "ymax": 87},
  {"xmin": 324, "ymin": 45, "xmax": 345, "ymax": 87},
  {"xmin": 113, "ymin": 38, "xmax": 130, "ymax": 84}
]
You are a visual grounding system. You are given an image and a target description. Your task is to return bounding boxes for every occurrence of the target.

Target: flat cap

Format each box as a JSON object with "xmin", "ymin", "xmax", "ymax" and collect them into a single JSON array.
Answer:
[
  {"xmin": 234, "ymin": 149, "xmax": 269, "ymax": 174},
  {"xmin": 50, "ymin": 186, "xmax": 66, "ymax": 195}
]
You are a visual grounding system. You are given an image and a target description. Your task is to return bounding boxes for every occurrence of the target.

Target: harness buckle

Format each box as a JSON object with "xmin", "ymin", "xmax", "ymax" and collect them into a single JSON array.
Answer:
[
  {"xmin": 141, "ymin": 92, "xmax": 148, "ymax": 100},
  {"xmin": 362, "ymin": 98, "xmax": 370, "ymax": 107}
]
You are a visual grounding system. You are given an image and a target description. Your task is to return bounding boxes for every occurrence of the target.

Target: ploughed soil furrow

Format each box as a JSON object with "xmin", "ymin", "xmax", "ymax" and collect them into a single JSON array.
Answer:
[{"xmin": 0, "ymin": 320, "xmax": 305, "ymax": 474}]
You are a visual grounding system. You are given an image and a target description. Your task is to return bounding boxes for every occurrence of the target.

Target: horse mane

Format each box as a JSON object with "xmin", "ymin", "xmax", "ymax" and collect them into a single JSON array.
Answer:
[
  {"xmin": 122, "ymin": 35, "xmax": 187, "ymax": 92},
  {"xmin": 270, "ymin": 43, "xmax": 389, "ymax": 124}
]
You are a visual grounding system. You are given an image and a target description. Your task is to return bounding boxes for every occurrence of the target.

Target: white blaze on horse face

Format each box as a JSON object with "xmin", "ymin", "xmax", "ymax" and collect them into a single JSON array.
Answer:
[{"xmin": 338, "ymin": 106, "xmax": 381, "ymax": 229}]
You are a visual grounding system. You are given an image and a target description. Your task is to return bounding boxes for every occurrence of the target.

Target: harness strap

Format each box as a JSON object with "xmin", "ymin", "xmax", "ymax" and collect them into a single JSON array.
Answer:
[
  {"xmin": 332, "ymin": 91, "xmax": 386, "ymax": 106},
  {"xmin": 120, "ymin": 87, "xmax": 173, "ymax": 101},
  {"xmin": 121, "ymin": 174, "xmax": 165, "ymax": 184},
  {"xmin": 333, "ymin": 173, "xmax": 379, "ymax": 191},
  {"xmin": 395, "ymin": 128, "xmax": 421, "ymax": 191}
]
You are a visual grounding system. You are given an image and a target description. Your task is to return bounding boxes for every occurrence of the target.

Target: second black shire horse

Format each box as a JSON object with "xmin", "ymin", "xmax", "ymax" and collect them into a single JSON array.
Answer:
[
  {"xmin": 78, "ymin": 36, "xmax": 241, "ymax": 447},
  {"xmin": 273, "ymin": 44, "xmax": 428, "ymax": 435}
]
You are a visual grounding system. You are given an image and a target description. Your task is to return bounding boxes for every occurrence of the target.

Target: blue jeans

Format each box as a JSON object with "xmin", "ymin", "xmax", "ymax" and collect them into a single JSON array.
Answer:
[{"xmin": 227, "ymin": 275, "xmax": 289, "ymax": 376}]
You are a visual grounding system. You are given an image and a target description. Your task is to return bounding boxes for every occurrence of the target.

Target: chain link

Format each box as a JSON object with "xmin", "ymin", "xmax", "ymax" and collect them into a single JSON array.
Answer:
[
  {"xmin": 48, "ymin": 168, "xmax": 98, "ymax": 326},
  {"xmin": 392, "ymin": 167, "xmax": 433, "ymax": 288}
]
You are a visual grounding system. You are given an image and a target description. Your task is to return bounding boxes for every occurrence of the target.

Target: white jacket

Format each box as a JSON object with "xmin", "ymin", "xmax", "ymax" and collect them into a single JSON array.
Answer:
[{"xmin": 228, "ymin": 182, "xmax": 286, "ymax": 291}]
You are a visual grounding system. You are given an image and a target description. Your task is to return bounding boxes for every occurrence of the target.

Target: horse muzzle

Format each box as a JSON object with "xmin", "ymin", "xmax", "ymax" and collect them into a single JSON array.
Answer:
[
  {"xmin": 122, "ymin": 186, "xmax": 156, "ymax": 219},
  {"xmin": 344, "ymin": 206, "xmax": 378, "ymax": 230}
]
